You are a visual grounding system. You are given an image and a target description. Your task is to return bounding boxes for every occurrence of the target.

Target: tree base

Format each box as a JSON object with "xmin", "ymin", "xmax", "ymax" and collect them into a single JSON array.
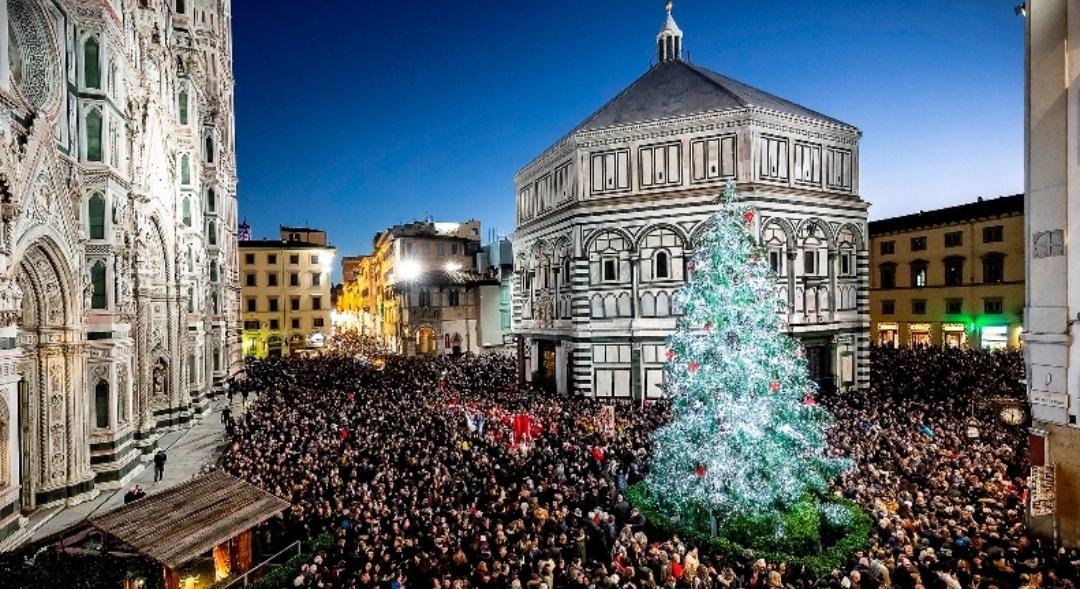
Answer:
[{"xmin": 626, "ymin": 482, "xmax": 870, "ymax": 575}]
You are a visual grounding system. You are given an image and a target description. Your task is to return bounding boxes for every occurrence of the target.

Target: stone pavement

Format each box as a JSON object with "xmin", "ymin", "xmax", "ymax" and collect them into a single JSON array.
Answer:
[{"xmin": 25, "ymin": 393, "xmax": 252, "ymax": 543}]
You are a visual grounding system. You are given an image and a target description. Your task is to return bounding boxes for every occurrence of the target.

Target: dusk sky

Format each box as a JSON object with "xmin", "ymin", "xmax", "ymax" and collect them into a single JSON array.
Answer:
[{"xmin": 233, "ymin": 1, "xmax": 1024, "ymax": 278}]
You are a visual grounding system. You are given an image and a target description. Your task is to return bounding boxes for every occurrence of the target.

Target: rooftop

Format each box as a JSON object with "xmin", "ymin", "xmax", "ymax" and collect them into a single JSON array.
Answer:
[
  {"xmin": 869, "ymin": 194, "xmax": 1024, "ymax": 236},
  {"xmin": 572, "ymin": 59, "xmax": 853, "ymax": 134},
  {"xmin": 239, "ymin": 239, "xmax": 336, "ymax": 250},
  {"xmin": 85, "ymin": 471, "xmax": 289, "ymax": 569}
]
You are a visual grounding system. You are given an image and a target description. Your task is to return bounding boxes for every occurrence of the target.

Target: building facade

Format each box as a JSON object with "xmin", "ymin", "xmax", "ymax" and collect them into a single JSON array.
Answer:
[
  {"xmin": 869, "ymin": 195, "xmax": 1024, "ymax": 350},
  {"xmin": 240, "ymin": 227, "xmax": 335, "ymax": 358},
  {"xmin": 476, "ymin": 238, "xmax": 515, "ymax": 351},
  {"xmin": 0, "ymin": 0, "xmax": 241, "ymax": 547},
  {"xmin": 512, "ymin": 6, "xmax": 869, "ymax": 398},
  {"xmin": 1024, "ymin": 0, "xmax": 1080, "ymax": 545}
]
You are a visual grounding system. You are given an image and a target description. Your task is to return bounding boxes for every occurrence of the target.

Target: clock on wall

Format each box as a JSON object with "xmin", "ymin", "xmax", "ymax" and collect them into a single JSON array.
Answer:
[{"xmin": 1000, "ymin": 405, "xmax": 1026, "ymax": 426}]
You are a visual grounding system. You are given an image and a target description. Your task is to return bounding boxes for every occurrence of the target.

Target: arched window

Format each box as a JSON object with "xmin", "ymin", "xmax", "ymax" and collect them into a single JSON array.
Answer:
[
  {"xmin": 91, "ymin": 262, "xmax": 107, "ymax": 309},
  {"xmin": 187, "ymin": 287, "xmax": 195, "ymax": 313},
  {"xmin": 205, "ymin": 135, "xmax": 214, "ymax": 163},
  {"xmin": 209, "ymin": 260, "xmax": 219, "ymax": 282},
  {"xmin": 88, "ymin": 193, "xmax": 106, "ymax": 239},
  {"xmin": 206, "ymin": 188, "xmax": 216, "ymax": 212},
  {"xmin": 84, "ymin": 37, "xmax": 101, "ymax": 88},
  {"xmin": 178, "ymin": 88, "xmax": 189, "ymax": 125},
  {"xmin": 182, "ymin": 197, "xmax": 192, "ymax": 226},
  {"xmin": 655, "ymin": 251, "xmax": 670, "ymax": 279},
  {"xmin": 94, "ymin": 380, "xmax": 110, "ymax": 428},
  {"xmin": 86, "ymin": 109, "xmax": 103, "ymax": 162},
  {"xmin": 186, "ymin": 248, "xmax": 194, "ymax": 273},
  {"xmin": 211, "ymin": 291, "xmax": 219, "ymax": 314},
  {"xmin": 181, "ymin": 154, "xmax": 191, "ymax": 185},
  {"xmin": 207, "ymin": 220, "xmax": 217, "ymax": 245}
]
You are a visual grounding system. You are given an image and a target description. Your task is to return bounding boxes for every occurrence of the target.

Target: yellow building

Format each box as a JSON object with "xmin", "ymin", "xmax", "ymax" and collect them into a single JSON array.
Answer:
[
  {"xmin": 869, "ymin": 194, "xmax": 1024, "ymax": 349},
  {"xmin": 334, "ymin": 254, "xmax": 378, "ymax": 335},
  {"xmin": 239, "ymin": 226, "xmax": 336, "ymax": 357}
]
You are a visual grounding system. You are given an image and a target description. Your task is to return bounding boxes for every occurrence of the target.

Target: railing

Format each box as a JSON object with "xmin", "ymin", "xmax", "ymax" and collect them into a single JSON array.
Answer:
[{"xmin": 215, "ymin": 540, "xmax": 301, "ymax": 589}]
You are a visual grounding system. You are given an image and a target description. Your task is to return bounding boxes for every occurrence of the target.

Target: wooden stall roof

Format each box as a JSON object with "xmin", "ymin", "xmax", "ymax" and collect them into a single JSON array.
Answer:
[{"xmin": 88, "ymin": 471, "xmax": 289, "ymax": 569}]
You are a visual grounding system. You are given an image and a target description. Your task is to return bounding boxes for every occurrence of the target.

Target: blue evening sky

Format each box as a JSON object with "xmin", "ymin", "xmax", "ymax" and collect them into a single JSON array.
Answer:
[{"xmin": 233, "ymin": 1, "xmax": 1024, "ymax": 279}]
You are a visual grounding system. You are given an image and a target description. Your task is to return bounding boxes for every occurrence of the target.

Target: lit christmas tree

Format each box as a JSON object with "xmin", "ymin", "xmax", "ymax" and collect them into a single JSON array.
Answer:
[{"xmin": 644, "ymin": 182, "xmax": 850, "ymax": 545}]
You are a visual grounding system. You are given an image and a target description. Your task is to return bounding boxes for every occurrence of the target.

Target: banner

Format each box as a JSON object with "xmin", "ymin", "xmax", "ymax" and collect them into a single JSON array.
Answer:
[
  {"xmin": 1030, "ymin": 464, "xmax": 1056, "ymax": 517},
  {"xmin": 600, "ymin": 405, "xmax": 615, "ymax": 436}
]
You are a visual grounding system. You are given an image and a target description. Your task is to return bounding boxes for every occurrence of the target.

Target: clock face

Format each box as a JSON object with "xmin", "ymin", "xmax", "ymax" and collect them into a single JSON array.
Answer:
[{"xmin": 1000, "ymin": 406, "xmax": 1025, "ymax": 426}]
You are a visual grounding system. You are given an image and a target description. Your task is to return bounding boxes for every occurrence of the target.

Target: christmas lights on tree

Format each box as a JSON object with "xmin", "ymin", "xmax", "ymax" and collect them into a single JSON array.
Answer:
[{"xmin": 644, "ymin": 182, "xmax": 850, "ymax": 536}]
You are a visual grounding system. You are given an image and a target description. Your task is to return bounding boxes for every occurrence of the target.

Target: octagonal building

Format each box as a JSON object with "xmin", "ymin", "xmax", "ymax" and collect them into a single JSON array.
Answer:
[{"xmin": 512, "ymin": 5, "xmax": 869, "ymax": 398}]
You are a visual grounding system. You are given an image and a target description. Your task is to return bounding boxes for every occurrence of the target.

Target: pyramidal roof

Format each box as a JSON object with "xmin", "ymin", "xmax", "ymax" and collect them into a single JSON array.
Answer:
[{"xmin": 572, "ymin": 59, "xmax": 854, "ymax": 133}]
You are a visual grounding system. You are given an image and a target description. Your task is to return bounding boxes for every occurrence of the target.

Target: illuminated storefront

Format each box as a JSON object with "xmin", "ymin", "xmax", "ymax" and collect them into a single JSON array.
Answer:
[
  {"xmin": 909, "ymin": 323, "xmax": 931, "ymax": 347},
  {"xmin": 878, "ymin": 323, "xmax": 899, "ymax": 348},
  {"xmin": 942, "ymin": 323, "xmax": 967, "ymax": 348},
  {"xmin": 981, "ymin": 325, "xmax": 1009, "ymax": 350}
]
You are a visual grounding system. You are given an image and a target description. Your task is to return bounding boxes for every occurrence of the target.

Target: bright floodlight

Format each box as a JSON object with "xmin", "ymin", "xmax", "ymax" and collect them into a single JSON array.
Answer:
[
  {"xmin": 444, "ymin": 261, "xmax": 463, "ymax": 272},
  {"xmin": 398, "ymin": 260, "xmax": 422, "ymax": 281}
]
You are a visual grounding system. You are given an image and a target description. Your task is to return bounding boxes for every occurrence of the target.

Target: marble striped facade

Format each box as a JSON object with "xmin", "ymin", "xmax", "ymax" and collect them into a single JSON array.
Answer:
[{"xmin": 513, "ymin": 108, "xmax": 870, "ymax": 399}]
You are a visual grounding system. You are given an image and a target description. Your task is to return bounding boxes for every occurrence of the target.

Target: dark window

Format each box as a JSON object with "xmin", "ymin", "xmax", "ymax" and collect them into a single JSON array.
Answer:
[
  {"xmin": 268, "ymin": 298, "xmax": 279, "ymax": 312},
  {"xmin": 603, "ymin": 259, "xmax": 617, "ymax": 282},
  {"xmin": 86, "ymin": 109, "xmax": 103, "ymax": 161},
  {"xmin": 418, "ymin": 290, "xmax": 431, "ymax": 307},
  {"xmin": 655, "ymin": 251, "xmax": 670, "ymax": 279},
  {"xmin": 291, "ymin": 318, "xmax": 300, "ymax": 329},
  {"xmin": 448, "ymin": 290, "xmax": 461, "ymax": 306},
  {"xmin": 912, "ymin": 300, "xmax": 926, "ymax": 315},
  {"xmin": 267, "ymin": 254, "xmax": 277, "ymax": 265},
  {"xmin": 94, "ymin": 381, "xmax": 109, "ymax": 429},
  {"xmin": 178, "ymin": 88, "xmax": 189, "ymax": 125},
  {"xmin": 910, "ymin": 237, "xmax": 927, "ymax": 251},
  {"xmin": 91, "ymin": 262, "xmax": 107, "ymax": 309},
  {"xmin": 982, "ymin": 254, "xmax": 1005, "ymax": 283},
  {"xmin": 244, "ymin": 320, "xmax": 259, "ymax": 330},
  {"xmin": 983, "ymin": 225, "xmax": 1004, "ymax": 243},
  {"xmin": 289, "ymin": 273, "xmax": 299, "ymax": 287},
  {"xmin": 840, "ymin": 252, "xmax": 852, "ymax": 276},
  {"xmin": 910, "ymin": 262, "xmax": 928, "ymax": 287},
  {"xmin": 945, "ymin": 231, "xmax": 963, "ymax": 247},
  {"xmin": 881, "ymin": 300, "xmax": 895, "ymax": 315},
  {"xmin": 290, "ymin": 254, "xmax": 299, "ymax": 265},
  {"xmin": 245, "ymin": 273, "xmax": 256, "ymax": 287},
  {"xmin": 290, "ymin": 297, "xmax": 300, "ymax": 311},
  {"xmin": 984, "ymin": 298, "xmax": 1004, "ymax": 314},
  {"xmin": 205, "ymin": 136, "xmax": 214, "ymax": 163},
  {"xmin": 209, "ymin": 261, "xmax": 218, "ymax": 282},
  {"xmin": 267, "ymin": 273, "xmax": 278, "ymax": 287},
  {"xmin": 88, "ymin": 194, "xmax": 106, "ymax": 239},
  {"xmin": 312, "ymin": 296, "xmax": 322, "ymax": 310},
  {"xmin": 312, "ymin": 272, "xmax": 321, "ymax": 286},
  {"xmin": 879, "ymin": 265, "xmax": 896, "ymax": 289},
  {"xmin": 176, "ymin": 0, "xmax": 185, "ymax": 13},
  {"xmin": 943, "ymin": 257, "xmax": 964, "ymax": 286},
  {"xmin": 246, "ymin": 298, "xmax": 256, "ymax": 312},
  {"xmin": 803, "ymin": 250, "xmax": 817, "ymax": 275},
  {"xmin": 946, "ymin": 299, "xmax": 962, "ymax": 314},
  {"xmin": 244, "ymin": 253, "xmax": 255, "ymax": 265},
  {"xmin": 310, "ymin": 254, "xmax": 320, "ymax": 264},
  {"xmin": 769, "ymin": 250, "xmax": 782, "ymax": 274},
  {"xmin": 269, "ymin": 319, "xmax": 279, "ymax": 330},
  {"xmin": 879, "ymin": 241, "xmax": 895, "ymax": 255},
  {"xmin": 313, "ymin": 317, "xmax": 325, "ymax": 328},
  {"xmin": 84, "ymin": 38, "xmax": 101, "ymax": 88},
  {"xmin": 182, "ymin": 197, "xmax": 192, "ymax": 227},
  {"xmin": 207, "ymin": 188, "xmax": 216, "ymax": 212}
]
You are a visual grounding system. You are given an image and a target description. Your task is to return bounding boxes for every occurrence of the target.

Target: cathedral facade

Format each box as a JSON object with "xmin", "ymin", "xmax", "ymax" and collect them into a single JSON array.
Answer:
[
  {"xmin": 0, "ymin": 0, "xmax": 241, "ymax": 546},
  {"xmin": 513, "ymin": 7, "xmax": 869, "ymax": 399}
]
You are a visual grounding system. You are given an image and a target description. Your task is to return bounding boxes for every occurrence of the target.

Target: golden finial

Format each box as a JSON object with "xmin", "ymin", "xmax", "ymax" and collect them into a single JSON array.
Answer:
[{"xmin": 666, "ymin": 1, "xmax": 673, "ymax": 13}]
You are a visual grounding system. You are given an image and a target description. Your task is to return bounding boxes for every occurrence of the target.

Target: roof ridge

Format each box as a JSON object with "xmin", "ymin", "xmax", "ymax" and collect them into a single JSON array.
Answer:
[
  {"xmin": 571, "ymin": 64, "xmax": 664, "ymax": 134},
  {"xmin": 676, "ymin": 60, "xmax": 749, "ymax": 108}
]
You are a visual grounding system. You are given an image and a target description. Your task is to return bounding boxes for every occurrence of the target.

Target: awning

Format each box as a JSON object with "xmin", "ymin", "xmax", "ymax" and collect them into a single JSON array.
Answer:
[{"xmin": 87, "ymin": 471, "xmax": 289, "ymax": 569}]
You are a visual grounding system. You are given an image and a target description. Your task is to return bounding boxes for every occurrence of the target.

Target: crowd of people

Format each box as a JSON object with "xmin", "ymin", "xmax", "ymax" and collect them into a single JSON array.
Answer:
[{"xmin": 219, "ymin": 346, "xmax": 1080, "ymax": 589}]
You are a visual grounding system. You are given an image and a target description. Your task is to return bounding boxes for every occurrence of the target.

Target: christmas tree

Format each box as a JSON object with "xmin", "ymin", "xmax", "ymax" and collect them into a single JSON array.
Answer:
[{"xmin": 643, "ymin": 182, "xmax": 850, "ymax": 548}]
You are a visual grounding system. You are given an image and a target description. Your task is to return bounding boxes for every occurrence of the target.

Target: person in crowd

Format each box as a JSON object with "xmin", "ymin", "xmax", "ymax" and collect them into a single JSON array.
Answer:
[
  {"xmin": 153, "ymin": 449, "xmax": 167, "ymax": 483},
  {"xmin": 220, "ymin": 342, "xmax": 1079, "ymax": 589}
]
